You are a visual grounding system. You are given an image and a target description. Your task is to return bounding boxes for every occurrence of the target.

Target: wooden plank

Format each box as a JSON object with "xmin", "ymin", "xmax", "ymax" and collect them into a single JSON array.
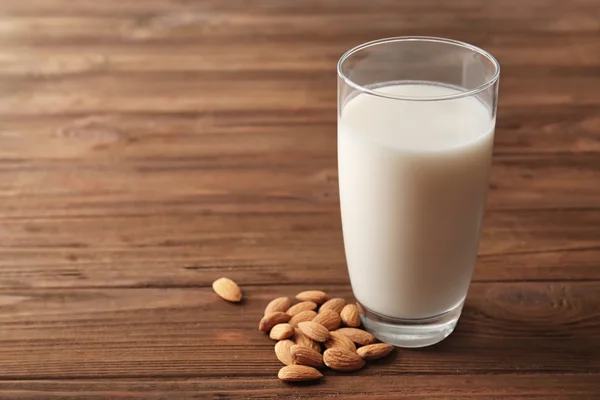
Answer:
[
  {"xmin": 1, "ymin": 0, "xmax": 599, "ymax": 17},
  {"xmin": 1, "ymin": 248, "xmax": 599, "ymax": 290},
  {"xmin": 0, "ymin": 283, "xmax": 598, "ymax": 379},
  {"xmin": 0, "ymin": 157, "xmax": 598, "ymax": 219},
  {"xmin": 0, "ymin": 73, "xmax": 599, "ymax": 117},
  {"xmin": 1, "ymin": 1, "xmax": 599, "ymax": 41},
  {"xmin": 0, "ymin": 374, "xmax": 598, "ymax": 399},
  {"xmin": 1, "ymin": 41, "xmax": 600, "ymax": 84},
  {"xmin": 0, "ymin": 210, "xmax": 598, "ymax": 289},
  {"xmin": 0, "ymin": 105, "xmax": 598, "ymax": 161}
]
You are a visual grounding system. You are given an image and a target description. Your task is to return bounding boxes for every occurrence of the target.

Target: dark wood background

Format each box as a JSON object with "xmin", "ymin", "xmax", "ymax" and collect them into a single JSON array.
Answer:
[{"xmin": 0, "ymin": 0, "xmax": 599, "ymax": 398}]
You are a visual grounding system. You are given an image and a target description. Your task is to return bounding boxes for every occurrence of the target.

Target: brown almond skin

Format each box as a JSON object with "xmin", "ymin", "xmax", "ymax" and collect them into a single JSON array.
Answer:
[
  {"xmin": 312, "ymin": 309, "xmax": 341, "ymax": 331},
  {"xmin": 324, "ymin": 331, "xmax": 356, "ymax": 352},
  {"xmin": 278, "ymin": 365, "xmax": 323, "ymax": 382},
  {"xmin": 286, "ymin": 301, "xmax": 318, "ymax": 316},
  {"xmin": 319, "ymin": 298, "xmax": 346, "ymax": 314},
  {"xmin": 259, "ymin": 312, "xmax": 291, "ymax": 332},
  {"xmin": 323, "ymin": 348, "xmax": 365, "ymax": 371},
  {"xmin": 335, "ymin": 327, "xmax": 376, "ymax": 346},
  {"xmin": 295, "ymin": 290, "xmax": 328, "ymax": 305},
  {"xmin": 298, "ymin": 321, "xmax": 330, "ymax": 343},
  {"xmin": 269, "ymin": 323, "xmax": 294, "ymax": 341},
  {"xmin": 294, "ymin": 328, "xmax": 322, "ymax": 353},
  {"xmin": 264, "ymin": 297, "xmax": 292, "ymax": 315},
  {"xmin": 340, "ymin": 304, "xmax": 361, "ymax": 327},
  {"xmin": 289, "ymin": 310, "xmax": 317, "ymax": 327},
  {"xmin": 274, "ymin": 339, "xmax": 295, "ymax": 366},
  {"xmin": 291, "ymin": 344, "xmax": 324, "ymax": 368},
  {"xmin": 212, "ymin": 277, "xmax": 242, "ymax": 302},
  {"xmin": 357, "ymin": 343, "xmax": 395, "ymax": 360}
]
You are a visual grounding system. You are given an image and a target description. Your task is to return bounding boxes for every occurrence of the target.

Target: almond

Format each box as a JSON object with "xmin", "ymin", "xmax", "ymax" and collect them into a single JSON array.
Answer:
[
  {"xmin": 312, "ymin": 309, "xmax": 341, "ymax": 331},
  {"xmin": 274, "ymin": 339, "xmax": 295, "ymax": 366},
  {"xmin": 319, "ymin": 298, "xmax": 346, "ymax": 314},
  {"xmin": 357, "ymin": 343, "xmax": 395, "ymax": 360},
  {"xmin": 340, "ymin": 304, "xmax": 361, "ymax": 327},
  {"xmin": 269, "ymin": 323, "xmax": 294, "ymax": 341},
  {"xmin": 286, "ymin": 301, "xmax": 317, "ymax": 316},
  {"xmin": 294, "ymin": 328, "xmax": 322, "ymax": 353},
  {"xmin": 211, "ymin": 277, "xmax": 242, "ymax": 302},
  {"xmin": 289, "ymin": 310, "xmax": 317, "ymax": 327},
  {"xmin": 295, "ymin": 290, "xmax": 328, "ymax": 305},
  {"xmin": 324, "ymin": 331, "xmax": 356, "ymax": 352},
  {"xmin": 291, "ymin": 344, "xmax": 324, "ymax": 368},
  {"xmin": 278, "ymin": 365, "xmax": 323, "ymax": 382},
  {"xmin": 323, "ymin": 348, "xmax": 365, "ymax": 371},
  {"xmin": 297, "ymin": 321, "xmax": 330, "ymax": 343},
  {"xmin": 264, "ymin": 296, "xmax": 291, "ymax": 315},
  {"xmin": 259, "ymin": 311, "xmax": 291, "ymax": 332},
  {"xmin": 335, "ymin": 328, "xmax": 376, "ymax": 346}
]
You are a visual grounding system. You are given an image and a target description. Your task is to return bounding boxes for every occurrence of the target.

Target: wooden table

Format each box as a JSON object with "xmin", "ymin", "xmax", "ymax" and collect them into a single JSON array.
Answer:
[{"xmin": 1, "ymin": 0, "xmax": 599, "ymax": 398}]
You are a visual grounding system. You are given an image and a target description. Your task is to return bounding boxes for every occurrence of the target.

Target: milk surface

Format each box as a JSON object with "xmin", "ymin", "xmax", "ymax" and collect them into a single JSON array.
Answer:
[{"xmin": 338, "ymin": 83, "xmax": 494, "ymax": 319}]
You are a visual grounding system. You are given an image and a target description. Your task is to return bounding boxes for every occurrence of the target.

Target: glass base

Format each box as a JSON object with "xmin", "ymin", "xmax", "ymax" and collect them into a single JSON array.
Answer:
[{"xmin": 357, "ymin": 300, "xmax": 464, "ymax": 348}]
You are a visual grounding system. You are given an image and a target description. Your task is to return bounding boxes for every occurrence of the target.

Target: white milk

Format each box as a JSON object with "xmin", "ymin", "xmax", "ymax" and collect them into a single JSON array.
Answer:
[{"xmin": 338, "ymin": 83, "xmax": 494, "ymax": 319}]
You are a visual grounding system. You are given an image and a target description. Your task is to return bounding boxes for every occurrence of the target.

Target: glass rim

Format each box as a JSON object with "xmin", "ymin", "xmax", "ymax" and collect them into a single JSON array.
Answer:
[{"xmin": 337, "ymin": 36, "xmax": 501, "ymax": 102}]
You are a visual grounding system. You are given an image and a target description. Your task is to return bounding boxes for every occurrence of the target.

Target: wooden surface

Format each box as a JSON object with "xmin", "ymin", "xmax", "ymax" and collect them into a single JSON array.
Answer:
[{"xmin": 0, "ymin": 0, "xmax": 599, "ymax": 398}]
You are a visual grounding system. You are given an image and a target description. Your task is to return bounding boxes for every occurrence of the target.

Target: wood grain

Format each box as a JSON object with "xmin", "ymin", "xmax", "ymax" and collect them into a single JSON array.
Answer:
[
  {"xmin": 0, "ymin": 375, "xmax": 598, "ymax": 400},
  {"xmin": 0, "ymin": 0, "xmax": 599, "ymax": 398},
  {"xmin": 0, "ymin": 210, "xmax": 599, "ymax": 290},
  {"xmin": 0, "ymin": 283, "xmax": 598, "ymax": 379}
]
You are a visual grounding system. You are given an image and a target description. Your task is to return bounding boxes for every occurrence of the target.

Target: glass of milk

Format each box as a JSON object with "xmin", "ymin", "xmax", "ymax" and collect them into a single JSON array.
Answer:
[{"xmin": 338, "ymin": 37, "xmax": 500, "ymax": 348}]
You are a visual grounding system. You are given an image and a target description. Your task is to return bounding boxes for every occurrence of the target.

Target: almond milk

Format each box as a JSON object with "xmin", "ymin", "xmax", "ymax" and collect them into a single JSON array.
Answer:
[{"xmin": 338, "ymin": 83, "xmax": 494, "ymax": 319}]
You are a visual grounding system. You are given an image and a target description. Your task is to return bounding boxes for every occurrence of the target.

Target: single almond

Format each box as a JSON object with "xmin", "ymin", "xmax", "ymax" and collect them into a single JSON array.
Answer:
[
  {"xmin": 291, "ymin": 344, "xmax": 324, "ymax": 368},
  {"xmin": 324, "ymin": 331, "xmax": 356, "ymax": 352},
  {"xmin": 289, "ymin": 310, "xmax": 317, "ymax": 327},
  {"xmin": 357, "ymin": 343, "xmax": 395, "ymax": 360},
  {"xmin": 211, "ymin": 277, "xmax": 242, "ymax": 302},
  {"xmin": 323, "ymin": 348, "xmax": 365, "ymax": 371},
  {"xmin": 274, "ymin": 339, "xmax": 295, "ymax": 366},
  {"xmin": 259, "ymin": 312, "xmax": 291, "ymax": 332},
  {"xmin": 278, "ymin": 365, "xmax": 323, "ymax": 382},
  {"xmin": 286, "ymin": 301, "xmax": 318, "ymax": 316},
  {"xmin": 295, "ymin": 290, "xmax": 328, "ymax": 305},
  {"xmin": 340, "ymin": 304, "xmax": 361, "ymax": 327},
  {"xmin": 269, "ymin": 323, "xmax": 294, "ymax": 341},
  {"xmin": 319, "ymin": 298, "xmax": 346, "ymax": 314},
  {"xmin": 294, "ymin": 328, "xmax": 322, "ymax": 353},
  {"xmin": 335, "ymin": 328, "xmax": 376, "ymax": 346},
  {"xmin": 312, "ymin": 309, "xmax": 341, "ymax": 331},
  {"xmin": 297, "ymin": 321, "xmax": 330, "ymax": 343},
  {"xmin": 264, "ymin": 296, "xmax": 291, "ymax": 315}
]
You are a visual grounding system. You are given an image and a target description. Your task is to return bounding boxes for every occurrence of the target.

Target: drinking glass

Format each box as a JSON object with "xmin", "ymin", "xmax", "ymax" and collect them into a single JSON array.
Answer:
[{"xmin": 337, "ymin": 37, "xmax": 500, "ymax": 348}]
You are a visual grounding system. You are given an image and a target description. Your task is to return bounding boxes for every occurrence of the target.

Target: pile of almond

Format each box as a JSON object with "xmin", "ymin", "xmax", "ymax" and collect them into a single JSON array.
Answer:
[
  {"xmin": 259, "ymin": 290, "xmax": 394, "ymax": 382},
  {"xmin": 212, "ymin": 278, "xmax": 394, "ymax": 382}
]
